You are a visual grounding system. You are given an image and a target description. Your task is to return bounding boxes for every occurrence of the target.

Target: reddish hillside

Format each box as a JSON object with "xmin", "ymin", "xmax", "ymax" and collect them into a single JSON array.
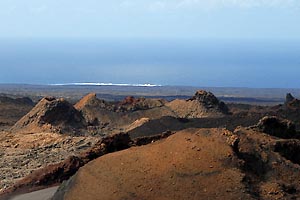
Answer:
[{"xmin": 53, "ymin": 128, "xmax": 252, "ymax": 200}]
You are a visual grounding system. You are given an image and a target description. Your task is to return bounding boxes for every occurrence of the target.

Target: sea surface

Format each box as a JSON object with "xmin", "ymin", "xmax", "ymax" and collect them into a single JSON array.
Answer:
[{"xmin": 0, "ymin": 38, "xmax": 299, "ymax": 88}]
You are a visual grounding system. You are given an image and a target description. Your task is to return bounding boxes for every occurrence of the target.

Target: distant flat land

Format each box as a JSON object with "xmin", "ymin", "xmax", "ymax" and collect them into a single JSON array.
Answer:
[{"xmin": 0, "ymin": 84, "xmax": 299, "ymax": 105}]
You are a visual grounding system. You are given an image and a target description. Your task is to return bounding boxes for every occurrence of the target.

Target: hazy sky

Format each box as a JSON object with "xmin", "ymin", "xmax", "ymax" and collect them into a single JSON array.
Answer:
[{"xmin": 0, "ymin": 0, "xmax": 300, "ymax": 39}]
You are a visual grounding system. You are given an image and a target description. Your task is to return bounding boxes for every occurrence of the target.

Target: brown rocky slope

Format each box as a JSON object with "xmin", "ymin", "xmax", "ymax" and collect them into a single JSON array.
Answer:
[
  {"xmin": 54, "ymin": 128, "xmax": 252, "ymax": 200},
  {"xmin": 11, "ymin": 97, "xmax": 87, "ymax": 135},
  {"xmin": 51, "ymin": 118, "xmax": 300, "ymax": 200}
]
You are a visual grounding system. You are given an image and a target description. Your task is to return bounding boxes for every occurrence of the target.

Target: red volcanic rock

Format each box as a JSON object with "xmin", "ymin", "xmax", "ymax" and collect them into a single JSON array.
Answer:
[{"xmin": 119, "ymin": 96, "xmax": 139, "ymax": 106}]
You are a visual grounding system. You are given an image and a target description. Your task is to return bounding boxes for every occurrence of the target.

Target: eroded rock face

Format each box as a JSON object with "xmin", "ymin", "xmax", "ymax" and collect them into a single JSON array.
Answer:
[
  {"xmin": 252, "ymin": 116, "xmax": 297, "ymax": 139},
  {"xmin": 11, "ymin": 97, "xmax": 86, "ymax": 134}
]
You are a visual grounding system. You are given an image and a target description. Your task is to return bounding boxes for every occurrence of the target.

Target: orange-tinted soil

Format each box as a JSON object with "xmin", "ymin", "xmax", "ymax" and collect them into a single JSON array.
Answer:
[{"xmin": 56, "ymin": 129, "xmax": 252, "ymax": 200}]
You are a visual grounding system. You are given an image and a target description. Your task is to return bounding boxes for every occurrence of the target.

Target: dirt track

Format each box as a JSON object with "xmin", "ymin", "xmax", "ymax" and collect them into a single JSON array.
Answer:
[{"xmin": 9, "ymin": 186, "xmax": 58, "ymax": 200}]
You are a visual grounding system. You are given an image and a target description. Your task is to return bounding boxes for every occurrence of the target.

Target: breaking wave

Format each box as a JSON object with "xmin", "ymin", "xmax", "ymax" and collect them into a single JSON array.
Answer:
[{"xmin": 50, "ymin": 83, "xmax": 162, "ymax": 87}]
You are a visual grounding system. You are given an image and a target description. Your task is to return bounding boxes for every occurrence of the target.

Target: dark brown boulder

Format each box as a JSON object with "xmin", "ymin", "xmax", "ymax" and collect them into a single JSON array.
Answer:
[{"xmin": 252, "ymin": 116, "xmax": 297, "ymax": 139}]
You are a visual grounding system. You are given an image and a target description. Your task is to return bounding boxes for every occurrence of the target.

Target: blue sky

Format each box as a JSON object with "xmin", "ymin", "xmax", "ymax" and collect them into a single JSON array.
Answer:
[{"xmin": 0, "ymin": 0, "xmax": 300, "ymax": 39}]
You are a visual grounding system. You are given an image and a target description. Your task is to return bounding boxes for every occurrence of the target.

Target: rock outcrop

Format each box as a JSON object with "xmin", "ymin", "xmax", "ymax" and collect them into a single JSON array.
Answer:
[
  {"xmin": 251, "ymin": 116, "xmax": 297, "ymax": 139},
  {"xmin": 166, "ymin": 90, "xmax": 229, "ymax": 118},
  {"xmin": 11, "ymin": 97, "xmax": 86, "ymax": 134}
]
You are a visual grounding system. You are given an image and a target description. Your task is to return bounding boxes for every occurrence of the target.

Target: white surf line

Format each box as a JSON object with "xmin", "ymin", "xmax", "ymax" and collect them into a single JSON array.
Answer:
[{"xmin": 49, "ymin": 83, "xmax": 162, "ymax": 87}]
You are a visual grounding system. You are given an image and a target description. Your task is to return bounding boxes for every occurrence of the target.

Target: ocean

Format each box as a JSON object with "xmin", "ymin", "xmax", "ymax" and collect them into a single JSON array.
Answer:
[{"xmin": 0, "ymin": 38, "xmax": 299, "ymax": 88}]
